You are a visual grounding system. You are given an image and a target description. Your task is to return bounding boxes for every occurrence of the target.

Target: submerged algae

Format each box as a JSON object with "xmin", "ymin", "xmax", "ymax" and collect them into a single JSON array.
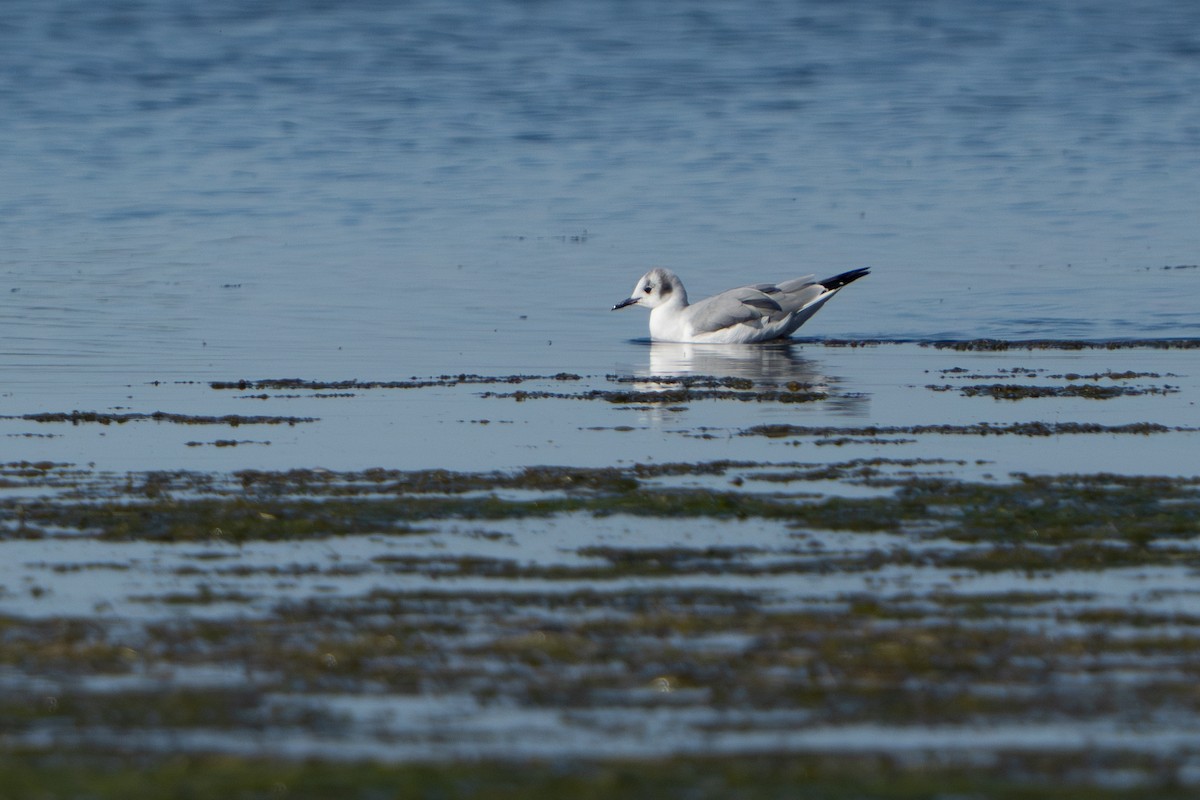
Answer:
[
  {"xmin": 6, "ymin": 457, "xmax": 1200, "ymax": 788},
  {"xmin": 924, "ymin": 338, "xmax": 1200, "ymax": 351},
  {"xmin": 480, "ymin": 387, "xmax": 828, "ymax": 404},
  {"xmin": 4, "ymin": 465, "xmax": 1199, "ymax": 576},
  {"xmin": 927, "ymin": 383, "xmax": 1177, "ymax": 400},
  {"xmin": 4, "ymin": 343, "xmax": 1200, "ymax": 786},
  {"xmin": 2, "ymin": 751, "xmax": 1194, "ymax": 800},
  {"xmin": 741, "ymin": 421, "xmax": 1195, "ymax": 438},
  {"xmin": 6, "ymin": 411, "xmax": 316, "ymax": 426},
  {"xmin": 209, "ymin": 373, "xmax": 584, "ymax": 392}
]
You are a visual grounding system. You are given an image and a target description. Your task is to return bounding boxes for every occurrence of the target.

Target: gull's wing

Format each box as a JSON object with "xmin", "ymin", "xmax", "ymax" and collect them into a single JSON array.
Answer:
[
  {"xmin": 749, "ymin": 275, "xmax": 826, "ymax": 319},
  {"xmin": 775, "ymin": 268, "xmax": 872, "ymax": 334},
  {"xmin": 765, "ymin": 273, "xmax": 873, "ymax": 319},
  {"xmin": 684, "ymin": 287, "xmax": 783, "ymax": 334},
  {"xmin": 755, "ymin": 275, "xmax": 816, "ymax": 295}
]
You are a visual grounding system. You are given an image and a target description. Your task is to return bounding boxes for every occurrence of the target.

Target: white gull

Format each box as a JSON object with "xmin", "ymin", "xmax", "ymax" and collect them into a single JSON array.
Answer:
[{"xmin": 612, "ymin": 267, "xmax": 870, "ymax": 343}]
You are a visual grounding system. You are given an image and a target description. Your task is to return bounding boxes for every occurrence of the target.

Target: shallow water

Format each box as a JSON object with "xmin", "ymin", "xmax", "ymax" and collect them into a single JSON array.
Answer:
[
  {"xmin": 1, "ymin": 342, "xmax": 1197, "ymax": 474},
  {"xmin": 4, "ymin": 426, "xmax": 1200, "ymax": 776},
  {"xmin": 3, "ymin": 0, "xmax": 1200, "ymax": 790},
  {"xmin": 2, "ymin": 0, "xmax": 1199, "ymax": 401}
]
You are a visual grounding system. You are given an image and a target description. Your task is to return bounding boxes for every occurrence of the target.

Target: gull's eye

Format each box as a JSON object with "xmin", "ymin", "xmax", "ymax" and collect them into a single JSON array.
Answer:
[{"xmin": 643, "ymin": 285, "xmax": 653, "ymax": 293}]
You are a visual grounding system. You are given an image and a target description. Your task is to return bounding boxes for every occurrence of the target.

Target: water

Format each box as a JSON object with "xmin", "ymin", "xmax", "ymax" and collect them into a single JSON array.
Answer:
[
  {"xmin": 3, "ymin": 1, "xmax": 1200, "ymax": 781},
  {"xmin": 2, "ymin": 0, "xmax": 1199, "ymax": 394}
]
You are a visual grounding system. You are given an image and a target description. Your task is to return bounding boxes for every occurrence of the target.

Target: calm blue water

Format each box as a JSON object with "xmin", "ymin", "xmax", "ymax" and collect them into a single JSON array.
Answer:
[
  {"xmin": 2, "ymin": 0, "xmax": 1198, "ymax": 387},
  {"xmin": 5, "ymin": 4, "xmax": 1200, "ymax": 769}
]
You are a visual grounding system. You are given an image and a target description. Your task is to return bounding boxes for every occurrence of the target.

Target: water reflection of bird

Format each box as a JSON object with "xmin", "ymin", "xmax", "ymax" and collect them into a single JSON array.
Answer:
[
  {"xmin": 646, "ymin": 341, "xmax": 823, "ymax": 383},
  {"xmin": 630, "ymin": 341, "xmax": 871, "ymax": 417},
  {"xmin": 613, "ymin": 268, "xmax": 869, "ymax": 343}
]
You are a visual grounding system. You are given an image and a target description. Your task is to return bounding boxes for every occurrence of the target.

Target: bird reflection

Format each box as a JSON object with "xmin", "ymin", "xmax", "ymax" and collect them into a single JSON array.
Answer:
[
  {"xmin": 645, "ymin": 340, "xmax": 817, "ymax": 382},
  {"xmin": 630, "ymin": 340, "xmax": 869, "ymax": 416}
]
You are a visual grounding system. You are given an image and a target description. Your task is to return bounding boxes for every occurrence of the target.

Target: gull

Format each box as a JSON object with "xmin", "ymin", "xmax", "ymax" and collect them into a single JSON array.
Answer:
[{"xmin": 612, "ymin": 267, "xmax": 870, "ymax": 343}]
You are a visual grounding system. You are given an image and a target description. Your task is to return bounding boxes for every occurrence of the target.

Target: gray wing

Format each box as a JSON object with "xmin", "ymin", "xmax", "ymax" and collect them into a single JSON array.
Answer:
[
  {"xmin": 770, "ymin": 275, "xmax": 817, "ymax": 294},
  {"xmin": 768, "ymin": 276, "xmax": 847, "ymax": 335},
  {"xmin": 752, "ymin": 270, "xmax": 868, "ymax": 335},
  {"xmin": 685, "ymin": 287, "xmax": 783, "ymax": 333},
  {"xmin": 753, "ymin": 275, "xmax": 815, "ymax": 295},
  {"xmin": 762, "ymin": 276, "xmax": 830, "ymax": 319}
]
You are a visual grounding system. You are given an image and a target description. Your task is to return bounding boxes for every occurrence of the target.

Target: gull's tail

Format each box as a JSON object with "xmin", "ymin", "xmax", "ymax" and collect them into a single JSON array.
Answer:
[
  {"xmin": 818, "ymin": 267, "xmax": 871, "ymax": 291},
  {"xmin": 776, "ymin": 266, "xmax": 870, "ymax": 337}
]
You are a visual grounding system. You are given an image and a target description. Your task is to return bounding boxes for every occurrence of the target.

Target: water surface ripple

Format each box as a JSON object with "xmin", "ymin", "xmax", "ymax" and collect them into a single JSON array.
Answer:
[{"xmin": 2, "ymin": 0, "xmax": 1198, "ymax": 389}]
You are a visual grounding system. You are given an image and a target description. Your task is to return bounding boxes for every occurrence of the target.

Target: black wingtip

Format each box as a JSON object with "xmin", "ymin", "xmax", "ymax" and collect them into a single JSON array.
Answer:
[{"xmin": 818, "ymin": 267, "xmax": 871, "ymax": 291}]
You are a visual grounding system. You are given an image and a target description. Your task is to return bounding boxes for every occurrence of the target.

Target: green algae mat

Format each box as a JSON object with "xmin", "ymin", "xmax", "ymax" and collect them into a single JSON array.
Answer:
[{"xmin": 3, "ymin": 342, "xmax": 1200, "ymax": 796}]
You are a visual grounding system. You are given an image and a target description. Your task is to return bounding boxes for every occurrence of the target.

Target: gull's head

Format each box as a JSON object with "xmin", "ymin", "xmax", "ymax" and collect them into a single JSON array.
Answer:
[{"xmin": 612, "ymin": 268, "xmax": 684, "ymax": 311}]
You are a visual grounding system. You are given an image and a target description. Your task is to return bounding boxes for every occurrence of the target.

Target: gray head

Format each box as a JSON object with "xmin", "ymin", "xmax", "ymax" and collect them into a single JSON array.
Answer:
[{"xmin": 612, "ymin": 268, "xmax": 686, "ymax": 311}]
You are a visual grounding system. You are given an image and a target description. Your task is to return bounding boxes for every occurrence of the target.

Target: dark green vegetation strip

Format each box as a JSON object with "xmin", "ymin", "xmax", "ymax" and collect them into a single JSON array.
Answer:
[
  {"xmin": 0, "ymin": 751, "xmax": 1192, "ymax": 799},
  {"xmin": 5, "ymin": 411, "xmax": 316, "ymax": 426},
  {"xmin": 489, "ymin": 373, "xmax": 829, "ymax": 403},
  {"xmin": 480, "ymin": 387, "xmax": 828, "ymax": 403},
  {"xmin": 742, "ymin": 421, "xmax": 1195, "ymax": 438},
  {"xmin": 4, "ymin": 466, "xmax": 1199, "ymax": 565},
  {"xmin": 795, "ymin": 337, "xmax": 1200, "ymax": 349},
  {"xmin": 210, "ymin": 374, "xmax": 583, "ymax": 391},
  {"xmin": 927, "ymin": 383, "xmax": 1176, "ymax": 400},
  {"xmin": 5, "ymin": 583, "xmax": 1200, "ymax": 795},
  {"xmin": 926, "ymin": 338, "xmax": 1200, "ymax": 351},
  {"xmin": 6, "ymin": 462, "xmax": 1200, "ymax": 791},
  {"xmin": 208, "ymin": 374, "xmax": 835, "ymax": 404}
]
